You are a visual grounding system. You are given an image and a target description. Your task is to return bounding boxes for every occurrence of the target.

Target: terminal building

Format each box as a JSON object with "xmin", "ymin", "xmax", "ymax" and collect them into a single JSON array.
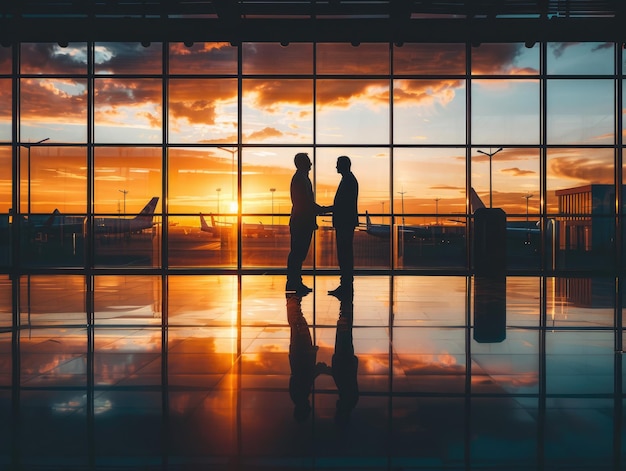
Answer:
[{"xmin": 1, "ymin": 2, "xmax": 625, "ymax": 470}]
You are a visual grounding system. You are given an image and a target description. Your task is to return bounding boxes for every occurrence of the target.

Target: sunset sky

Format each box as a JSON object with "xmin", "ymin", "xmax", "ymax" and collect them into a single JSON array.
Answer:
[{"xmin": 0, "ymin": 41, "xmax": 623, "ymax": 222}]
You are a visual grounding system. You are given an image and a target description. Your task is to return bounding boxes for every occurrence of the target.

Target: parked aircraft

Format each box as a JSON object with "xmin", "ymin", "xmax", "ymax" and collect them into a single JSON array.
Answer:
[
  {"xmin": 200, "ymin": 213, "xmax": 289, "ymax": 238},
  {"xmin": 23, "ymin": 197, "xmax": 159, "ymax": 244},
  {"xmin": 360, "ymin": 211, "xmax": 464, "ymax": 242},
  {"xmin": 94, "ymin": 197, "xmax": 159, "ymax": 235}
]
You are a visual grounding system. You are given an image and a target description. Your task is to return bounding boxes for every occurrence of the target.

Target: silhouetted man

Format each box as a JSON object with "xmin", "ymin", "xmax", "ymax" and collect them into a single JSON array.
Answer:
[
  {"xmin": 332, "ymin": 288, "xmax": 359, "ymax": 428},
  {"xmin": 287, "ymin": 152, "xmax": 328, "ymax": 294},
  {"xmin": 286, "ymin": 292, "xmax": 331, "ymax": 422},
  {"xmin": 328, "ymin": 156, "xmax": 359, "ymax": 296}
]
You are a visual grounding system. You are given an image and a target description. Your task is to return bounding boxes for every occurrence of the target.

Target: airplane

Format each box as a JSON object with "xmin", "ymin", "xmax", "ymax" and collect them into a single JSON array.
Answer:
[
  {"xmin": 360, "ymin": 211, "xmax": 465, "ymax": 243},
  {"xmin": 94, "ymin": 197, "xmax": 159, "ymax": 235},
  {"xmin": 200, "ymin": 213, "xmax": 289, "ymax": 238}
]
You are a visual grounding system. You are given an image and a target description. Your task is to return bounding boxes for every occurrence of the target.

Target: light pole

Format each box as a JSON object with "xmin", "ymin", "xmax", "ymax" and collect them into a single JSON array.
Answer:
[
  {"xmin": 477, "ymin": 147, "xmax": 503, "ymax": 208},
  {"xmin": 216, "ymin": 188, "xmax": 221, "ymax": 220},
  {"xmin": 218, "ymin": 146, "xmax": 238, "ymax": 211},
  {"xmin": 435, "ymin": 197, "xmax": 440, "ymax": 225},
  {"xmin": 20, "ymin": 137, "xmax": 50, "ymax": 215},
  {"xmin": 381, "ymin": 201, "xmax": 385, "ymax": 224},
  {"xmin": 270, "ymin": 188, "xmax": 276, "ymax": 225},
  {"xmin": 398, "ymin": 191, "xmax": 406, "ymax": 227},
  {"xmin": 118, "ymin": 189, "xmax": 128, "ymax": 214},
  {"xmin": 523, "ymin": 193, "xmax": 533, "ymax": 222}
]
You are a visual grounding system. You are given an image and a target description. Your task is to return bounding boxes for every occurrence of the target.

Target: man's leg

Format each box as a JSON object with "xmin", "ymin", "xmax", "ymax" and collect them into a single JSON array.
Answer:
[
  {"xmin": 287, "ymin": 227, "xmax": 313, "ymax": 290},
  {"xmin": 336, "ymin": 228, "xmax": 354, "ymax": 286}
]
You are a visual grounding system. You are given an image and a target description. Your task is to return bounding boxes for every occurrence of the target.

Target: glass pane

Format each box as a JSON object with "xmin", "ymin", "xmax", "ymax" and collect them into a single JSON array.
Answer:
[
  {"xmin": 169, "ymin": 42, "xmax": 237, "ymax": 75},
  {"xmin": 93, "ymin": 147, "xmax": 162, "ymax": 268},
  {"xmin": 317, "ymin": 79, "xmax": 389, "ymax": 145},
  {"xmin": 393, "ymin": 79, "xmax": 466, "ymax": 145},
  {"xmin": 0, "ymin": 146, "xmax": 10, "ymax": 212},
  {"xmin": 393, "ymin": 43, "xmax": 465, "ymax": 75},
  {"xmin": 546, "ymin": 148, "xmax": 614, "ymax": 214},
  {"xmin": 20, "ymin": 43, "xmax": 87, "ymax": 74},
  {"xmin": 242, "ymin": 79, "xmax": 313, "ymax": 144},
  {"xmin": 94, "ymin": 78, "xmax": 162, "ymax": 143},
  {"xmin": 19, "ymin": 145, "xmax": 87, "ymax": 214},
  {"xmin": 93, "ymin": 275, "xmax": 162, "ymax": 325},
  {"xmin": 394, "ymin": 147, "xmax": 466, "ymax": 213},
  {"xmin": 168, "ymin": 78, "xmax": 238, "ymax": 143},
  {"xmin": 242, "ymin": 43, "xmax": 312, "ymax": 74},
  {"xmin": 94, "ymin": 42, "xmax": 162, "ymax": 74},
  {"xmin": 94, "ymin": 147, "xmax": 161, "ymax": 213},
  {"xmin": 546, "ymin": 79, "xmax": 614, "ymax": 145},
  {"xmin": 472, "ymin": 79, "xmax": 539, "ymax": 145},
  {"xmin": 317, "ymin": 43, "xmax": 389, "ymax": 75},
  {"xmin": 0, "ymin": 46, "xmax": 10, "ymax": 73},
  {"xmin": 471, "ymin": 148, "xmax": 540, "ymax": 213},
  {"xmin": 241, "ymin": 147, "xmax": 298, "ymax": 215},
  {"xmin": 471, "ymin": 43, "xmax": 539, "ymax": 75},
  {"xmin": 0, "ymin": 275, "xmax": 12, "ymax": 328},
  {"xmin": 547, "ymin": 42, "xmax": 614, "ymax": 75},
  {"xmin": 0, "ymin": 79, "xmax": 10, "ymax": 142},
  {"xmin": 241, "ymin": 215, "xmax": 290, "ymax": 268},
  {"xmin": 168, "ymin": 215, "xmax": 237, "ymax": 268},
  {"xmin": 20, "ymin": 78, "xmax": 88, "ymax": 143},
  {"xmin": 398, "ymin": 216, "xmax": 466, "ymax": 269},
  {"xmin": 168, "ymin": 147, "xmax": 236, "ymax": 215},
  {"xmin": 316, "ymin": 148, "xmax": 390, "ymax": 269},
  {"xmin": 19, "ymin": 275, "xmax": 86, "ymax": 326}
]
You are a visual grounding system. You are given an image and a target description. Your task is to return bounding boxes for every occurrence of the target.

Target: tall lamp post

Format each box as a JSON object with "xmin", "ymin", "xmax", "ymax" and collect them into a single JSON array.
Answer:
[
  {"xmin": 477, "ymin": 147, "xmax": 503, "ymax": 208},
  {"xmin": 218, "ymin": 146, "xmax": 238, "ymax": 211},
  {"xmin": 20, "ymin": 137, "xmax": 50, "ymax": 215},
  {"xmin": 398, "ymin": 191, "xmax": 406, "ymax": 227},
  {"xmin": 270, "ymin": 188, "xmax": 276, "ymax": 225},
  {"xmin": 216, "ymin": 188, "xmax": 221, "ymax": 220},
  {"xmin": 523, "ymin": 193, "xmax": 533, "ymax": 222},
  {"xmin": 435, "ymin": 197, "xmax": 440, "ymax": 225},
  {"xmin": 118, "ymin": 189, "xmax": 128, "ymax": 215}
]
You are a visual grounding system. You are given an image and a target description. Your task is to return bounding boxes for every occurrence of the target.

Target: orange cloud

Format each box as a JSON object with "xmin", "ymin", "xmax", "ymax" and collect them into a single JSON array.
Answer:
[
  {"xmin": 549, "ymin": 156, "xmax": 613, "ymax": 184},
  {"xmin": 501, "ymin": 167, "xmax": 536, "ymax": 177}
]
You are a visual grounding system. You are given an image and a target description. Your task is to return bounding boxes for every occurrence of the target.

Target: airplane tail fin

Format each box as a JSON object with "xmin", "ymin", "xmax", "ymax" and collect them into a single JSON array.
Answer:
[
  {"xmin": 134, "ymin": 197, "xmax": 159, "ymax": 224},
  {"xmin": 470, "ymin": 188, "xmax": 486, "ymax": 213},
  {"xmin": 43, "ymin": 209, "xmax": 61, "ymax": 227},
  {"xmin": 199, "ymin": 213, "xmax": 211, "ymax": 231}
]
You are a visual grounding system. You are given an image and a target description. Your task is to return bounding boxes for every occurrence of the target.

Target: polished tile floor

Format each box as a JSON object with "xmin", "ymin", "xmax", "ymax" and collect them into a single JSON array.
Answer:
[{"xmin": 0, "ymin": 274, "xmax": 624, "ymax": 470}]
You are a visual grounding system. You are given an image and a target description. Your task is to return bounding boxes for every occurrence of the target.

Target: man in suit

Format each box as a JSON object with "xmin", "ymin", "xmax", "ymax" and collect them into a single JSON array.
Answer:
[
  {"xmin": 328, "ymin": 155, "xmax": 359, "ymax": 296},
  {"xmin": 286, "ymin": 152, "xmax": 329, "ymax": 294}
]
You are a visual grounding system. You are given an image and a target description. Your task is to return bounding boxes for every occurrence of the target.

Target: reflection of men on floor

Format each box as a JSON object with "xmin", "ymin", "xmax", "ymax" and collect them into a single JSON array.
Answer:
[
  {"xmin": 286, "ymin": 292, "xmax": 331, "ymax": 422},
  {"xmin": 328, "ymin": 156, "xmax": 359, "ymax": 297},
  {"xmin": 286, "ymin": 152, "xmax": 329, "ymax": 294},
  {"xmin": 332, "ymin": 289, "xmax": 359, "ymax": 427}
]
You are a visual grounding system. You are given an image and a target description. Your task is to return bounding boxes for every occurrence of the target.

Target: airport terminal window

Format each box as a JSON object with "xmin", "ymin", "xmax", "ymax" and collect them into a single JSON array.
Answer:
[
  {"xmin": 242, "ymin": 78, "xmax": 313, "ymax": 144},
  {"xmin": 316, "ymin": 79, "xmax": 390, "ymax": 145},
  {"xmin": 0, "ymin": 80, "xmax": 10, "ymax": 142},
  {"xmin": 471, "ymin": 79, "xmax": 540, "ymax": 145},
  {"xmin": 0, "ymin": 40, "xmax": 623, "ymax": 276},
  {"xmin": 393, "ymin": 78, "xmax": 466, "ymax": 145},
  {"xmin": 242, "ymin": 42, "xmax": 312, "ymax": 75},
  {"xmin": 470, "ymin": 42, "xmax": 539, "ymax": 75},
  {"xmin": 317, "ymin": 43, "xmax": 389, "ymax": 75},
  {"xmin": 94, "ymin": 78, "xmax": 163, "ymax": 144},
  {"xmin": 168, "ymin": 78, "xmax": 238, "ymax": 144},
  {"xmin": 169, "ymin": 42, "xmax": 238, "ymax": 75},
  {"xmin": 546, "ymin": 79, "xmax": 614, "ymax": 145},
  {"xmin": 393, "ymin": 43, "xmax": 466, "ymax": 75}
]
